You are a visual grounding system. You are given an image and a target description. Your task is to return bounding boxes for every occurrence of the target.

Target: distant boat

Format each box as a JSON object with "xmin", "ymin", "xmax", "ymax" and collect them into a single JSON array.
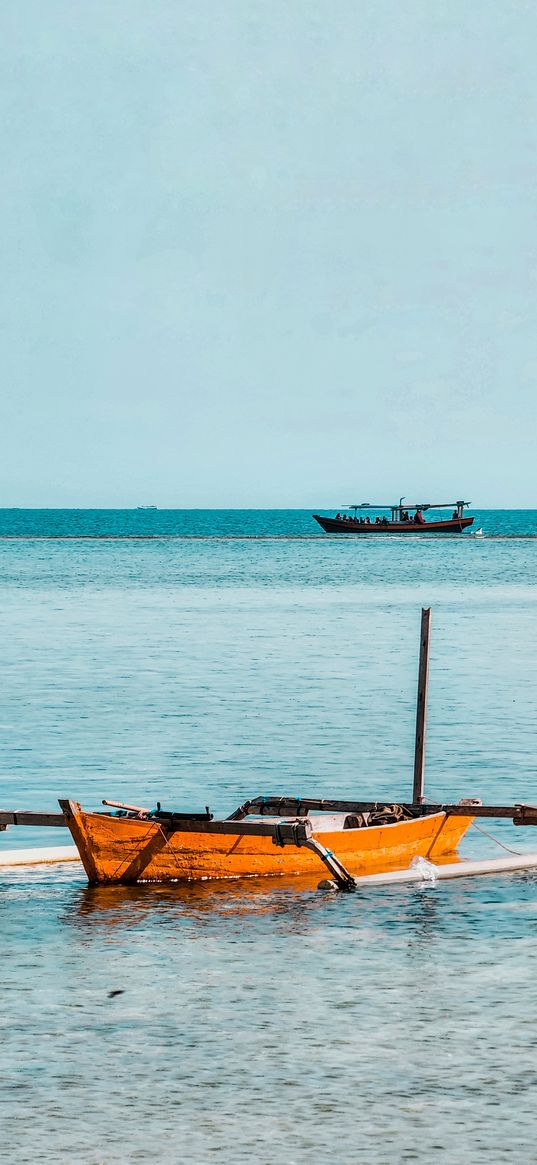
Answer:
[
  {"xmin": 136, "ymin": 505, "xmax": 158, "ymax": 511},
  {"xmin": 313, "ymin": 498, "xmax": 474, "ymax": 535}
]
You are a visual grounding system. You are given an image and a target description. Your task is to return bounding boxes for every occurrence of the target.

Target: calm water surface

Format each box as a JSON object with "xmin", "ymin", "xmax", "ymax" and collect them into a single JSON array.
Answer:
[{"xmin": 1, "ymin": 511, "xmax": 537, "ymax": 1163}]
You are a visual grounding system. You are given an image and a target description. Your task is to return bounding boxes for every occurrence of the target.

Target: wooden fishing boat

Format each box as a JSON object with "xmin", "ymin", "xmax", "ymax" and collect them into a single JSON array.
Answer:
[
  {"xmin": 313, "ymin": 499, "xmax": 474, "ymax": 534},
  {"xmin": 5, "ymin": 608, "xmax": 537, "ymax": 892},
  {"xmin": 59, "ymin": 796, "xmax": 476, "ymax": 888}
]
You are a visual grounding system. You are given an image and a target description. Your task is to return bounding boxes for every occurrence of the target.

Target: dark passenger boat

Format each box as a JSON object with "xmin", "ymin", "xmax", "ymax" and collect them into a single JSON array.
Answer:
[{"xmin": 313, "ymin": 498, "xmax": 474, "ymax": 535}]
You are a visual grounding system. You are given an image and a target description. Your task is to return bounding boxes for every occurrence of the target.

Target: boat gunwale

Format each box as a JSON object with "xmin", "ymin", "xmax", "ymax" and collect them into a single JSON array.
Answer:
[{"xmin": 70, "ymin": 805, "xmax": 450, "ymax": 839}]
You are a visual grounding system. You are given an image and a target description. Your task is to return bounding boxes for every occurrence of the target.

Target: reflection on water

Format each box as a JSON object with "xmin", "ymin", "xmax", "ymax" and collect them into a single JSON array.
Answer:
[
  {"xmin": 32, "ymin": 860, "xmax": 537, "ymax": 951},
  {"xmin": 70, "ymin": 872, "xmax": 328, "ymax": 930},
  {"xmin": 3, "ymin": 862, "xmax": 537, "ymax": 1163}
]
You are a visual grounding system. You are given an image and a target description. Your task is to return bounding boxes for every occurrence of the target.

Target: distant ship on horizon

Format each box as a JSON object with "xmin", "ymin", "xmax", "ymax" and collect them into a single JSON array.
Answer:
[{"xmin": 136, "ymin": 505, "xmax": 158, "ymax": 511}]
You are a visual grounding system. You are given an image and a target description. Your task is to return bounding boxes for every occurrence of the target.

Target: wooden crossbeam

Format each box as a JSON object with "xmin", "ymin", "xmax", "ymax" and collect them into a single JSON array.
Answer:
[
  {"xmin": 0, "ymin": 811, "xmax": 67, "ymax": 828},
  {"xmin": 3, "ymin": 803, "xmax": 537, "ymax": 830},
  {"xmin": 227, "ymin": 796, "xmax": 537, "ymax": 823}
]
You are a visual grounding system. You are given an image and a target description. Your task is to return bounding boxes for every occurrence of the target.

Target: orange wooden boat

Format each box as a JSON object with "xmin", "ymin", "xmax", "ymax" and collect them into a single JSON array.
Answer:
[{"xmin": 59, "ymin": 795, "xmax": 475, "ymax": 889}]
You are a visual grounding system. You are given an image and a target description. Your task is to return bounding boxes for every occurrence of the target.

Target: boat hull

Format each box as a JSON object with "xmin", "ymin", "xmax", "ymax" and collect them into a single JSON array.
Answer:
[
  {"xmin": 313, "ymin": 515, "xmax": 474, "ymax": 534},
  {"xmin": 61, "ymin": 803, "xmax": 474, "ymax": 885}
]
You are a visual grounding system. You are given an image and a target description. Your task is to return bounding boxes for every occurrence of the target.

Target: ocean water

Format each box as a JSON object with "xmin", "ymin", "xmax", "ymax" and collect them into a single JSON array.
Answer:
[{"xmin": 1, "ymin": 510, "xmax": 537, "ymax": 1163}]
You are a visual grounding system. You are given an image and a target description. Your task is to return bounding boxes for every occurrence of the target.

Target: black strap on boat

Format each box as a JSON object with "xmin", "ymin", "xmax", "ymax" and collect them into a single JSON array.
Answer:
[
  {"xmin": 272, "ymin": 820, "xmax": 311, "ymax": 847},
  {"xmin": 150, "ymin": 807, "xmax": 213, "ymax": 826},
  {"xmin": 304, "ymin": 839, "xmax": 357, "ymax": 893}
]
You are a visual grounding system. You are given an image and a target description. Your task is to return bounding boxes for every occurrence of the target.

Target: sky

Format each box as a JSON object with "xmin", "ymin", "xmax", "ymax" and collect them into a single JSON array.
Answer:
[{"xmin": 1, "ymin": 0, "xmax": 536, "ymax": 507}]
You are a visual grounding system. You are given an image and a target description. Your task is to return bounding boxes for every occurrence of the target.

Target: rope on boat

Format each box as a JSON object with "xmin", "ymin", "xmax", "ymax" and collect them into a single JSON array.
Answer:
[
  {"xmin": 421, "ymin": 793, "xmax": 523, "ymax": 857},
  {"xmin": 155, "ymin": 823, "xmax": 187, "ymax": 866},
  {"xmin": 108, "ymin": 821, "xmax": 161, "ymax": 883},
  {"xmin": 469, "ymin": 820, "xmax": 522, "ymax": 856}
]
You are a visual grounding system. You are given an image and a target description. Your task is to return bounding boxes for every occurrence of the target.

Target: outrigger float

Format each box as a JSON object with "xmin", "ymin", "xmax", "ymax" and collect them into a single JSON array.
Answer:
[
  {"xmin": 3, "ymin": 610, "xmax": 537, "ymax": 891},
  {"xmin": 313, "ymin": 498, "xmax": 474, "ymax": 534}
]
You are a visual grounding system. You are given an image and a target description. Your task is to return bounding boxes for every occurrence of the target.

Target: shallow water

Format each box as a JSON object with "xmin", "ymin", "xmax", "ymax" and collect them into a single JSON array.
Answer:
[{"xmin": 1, "ymin": 511, "xmax": 537, "ymax": 1162}]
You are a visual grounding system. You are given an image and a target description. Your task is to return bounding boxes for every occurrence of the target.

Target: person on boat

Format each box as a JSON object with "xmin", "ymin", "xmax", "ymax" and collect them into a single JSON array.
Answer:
[
  {"xmin": 414, "ymin": 509, "xmax": 426, "ymax": 525},
  {"xmin": 336, "ymin": 513, "xmax": 342, "ymax": 520},
  {"xmin": 452, "ymin": 509, "xmax": 458, "ymax": 520}
]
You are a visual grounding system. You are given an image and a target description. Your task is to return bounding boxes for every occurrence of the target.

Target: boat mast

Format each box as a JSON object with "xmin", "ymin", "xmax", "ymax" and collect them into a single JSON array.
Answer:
[{"xmin": 413, "ymin": 607, "xmax": 431, "ymax": 804}]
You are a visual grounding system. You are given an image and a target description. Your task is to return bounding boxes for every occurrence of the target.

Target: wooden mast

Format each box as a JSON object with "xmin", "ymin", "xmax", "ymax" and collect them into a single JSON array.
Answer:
[{"xmin": 413, "ymin": 607, "xmax": 431, "ymax": 804}]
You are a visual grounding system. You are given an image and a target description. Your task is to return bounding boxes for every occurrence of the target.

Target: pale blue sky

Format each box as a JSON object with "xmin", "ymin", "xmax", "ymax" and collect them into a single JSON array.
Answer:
[{"xmin": 1, "ymin": 1, "xmax": 536, "ymax": 507}]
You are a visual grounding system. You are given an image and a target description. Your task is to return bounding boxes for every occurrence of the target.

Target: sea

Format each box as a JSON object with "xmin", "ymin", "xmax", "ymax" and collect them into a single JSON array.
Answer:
[{"xmin": 1, "ymin": 509, "xmax": 537, "ymax": 1164}]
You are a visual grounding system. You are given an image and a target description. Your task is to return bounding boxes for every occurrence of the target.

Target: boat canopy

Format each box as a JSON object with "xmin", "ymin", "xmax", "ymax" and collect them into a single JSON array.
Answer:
[
  {"xmin": 344, "ymin": 500, "xmax": 470, "ymax": 511},
  {"xmin": 342, "ymin": 500, "xmax": 471, "ymax": 521}
]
